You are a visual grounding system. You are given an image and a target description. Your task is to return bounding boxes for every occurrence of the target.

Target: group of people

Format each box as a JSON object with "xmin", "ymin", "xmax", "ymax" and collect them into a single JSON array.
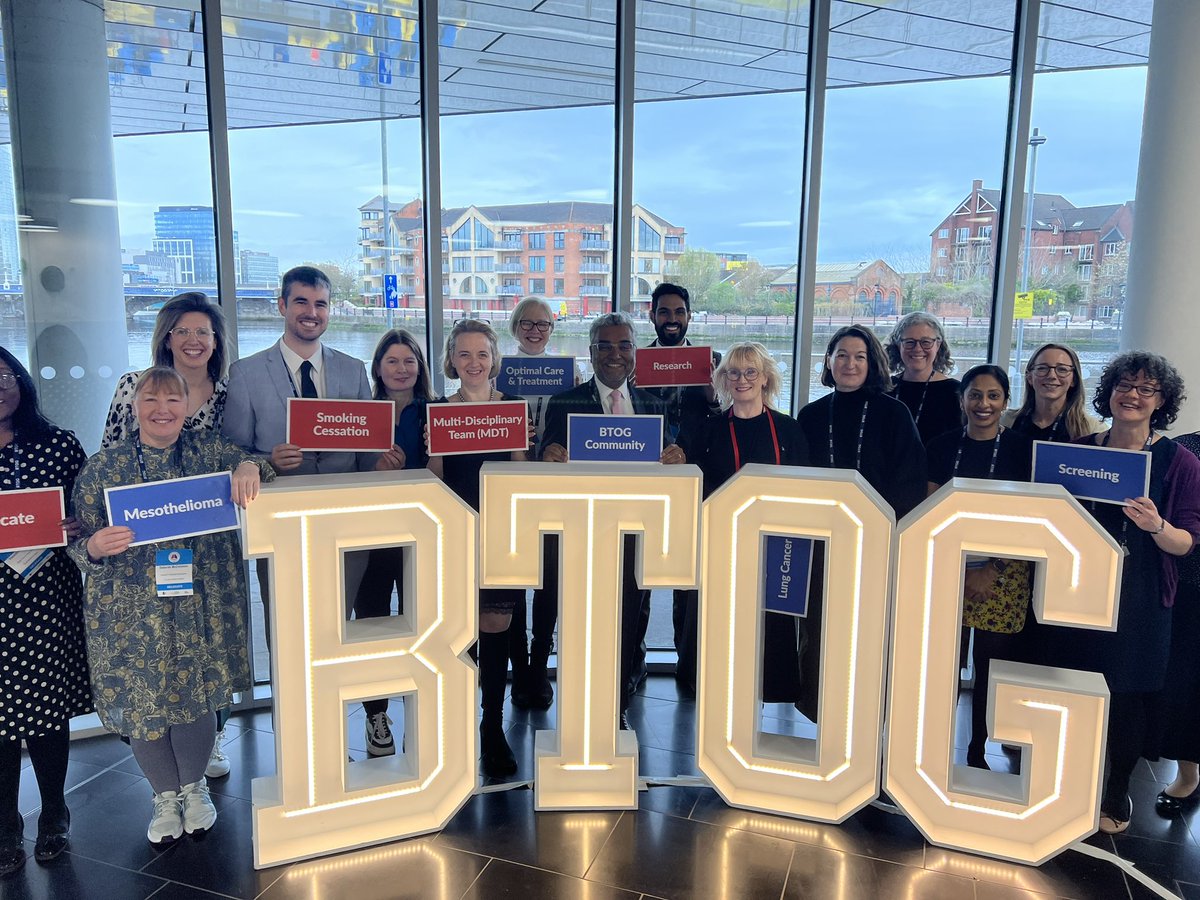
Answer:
[{"xmin": 2, "ymin": 273, "xmax": 1199, "ymax": 873}]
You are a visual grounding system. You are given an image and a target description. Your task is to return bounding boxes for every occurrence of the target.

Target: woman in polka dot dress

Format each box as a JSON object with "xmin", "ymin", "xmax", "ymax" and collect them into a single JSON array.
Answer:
[{"xmin": 0, "ymin": 347, "xmax": 93, "ymax": 875}]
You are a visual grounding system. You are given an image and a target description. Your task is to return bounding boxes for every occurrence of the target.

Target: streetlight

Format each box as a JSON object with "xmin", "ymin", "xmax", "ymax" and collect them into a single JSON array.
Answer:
[{"xmin": 1013, "ymin": 127, "xmax": 1047, "ymax": 404}]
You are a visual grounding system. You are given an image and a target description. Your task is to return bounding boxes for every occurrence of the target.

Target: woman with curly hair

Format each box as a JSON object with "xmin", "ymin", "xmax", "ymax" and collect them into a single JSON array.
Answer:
[
  {"xmin": 884, "ymin": 311, "xmax": 961, "ymax": 446},
  {"xmin": 1060, "ymin": 351, "xmax": 1200, "ymax": 834},
  {"xmin": 1000, "ymin": 343, "xmax": 1101, "ymax": 442}
]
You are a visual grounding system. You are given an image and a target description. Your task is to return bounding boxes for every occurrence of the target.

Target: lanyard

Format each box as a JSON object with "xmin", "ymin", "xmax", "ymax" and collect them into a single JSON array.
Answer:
[
  {"xmin": 1095, "ymin": 429, "xmax": 1154, "ymax": 552},
  {"xmin": 952, "ymin": 428, "xmax": 1002, "ymax": 479},
  {"xmin": 910, "ymin": 370, "xmax": 936, "ymax": 426},
  {"xmin": 828, "ymin": 395, "xmax": 869, "ymax": 470},
  {"xmin": 134, "ymin": 439, "xmax": 184, "ymax": 482},
  {"xmin": 729, "ymin": 408, "xmax": 780, "ymax": 471},
  {"xmin": 6, "ymin": 432, "xmax": 20, "ymax": 489}
]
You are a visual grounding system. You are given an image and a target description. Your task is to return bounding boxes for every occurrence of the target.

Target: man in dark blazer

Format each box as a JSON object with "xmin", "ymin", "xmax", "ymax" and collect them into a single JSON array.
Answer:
[{"xmin": 540, "ymin": 312, "xmax": 686, "ymax": 728}]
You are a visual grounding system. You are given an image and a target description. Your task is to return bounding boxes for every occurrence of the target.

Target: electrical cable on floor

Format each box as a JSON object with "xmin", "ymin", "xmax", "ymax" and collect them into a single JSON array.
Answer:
[{"xmin": 1068, "ymin": 839, "xmax": 1181, "ymax": 900}]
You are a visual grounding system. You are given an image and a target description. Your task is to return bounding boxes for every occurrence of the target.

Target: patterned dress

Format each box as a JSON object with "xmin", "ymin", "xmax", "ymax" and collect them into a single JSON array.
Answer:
[
  {"xmin": 67, "ymin": 432, "xmax": 273, "ymax": 740},
  {"xmin": 102, "ymin": 370, "xmax": 228, "ymax": 449},
  {"xmin": 0, "ymin": 427, "xmax": 93, "ymax": 740}
]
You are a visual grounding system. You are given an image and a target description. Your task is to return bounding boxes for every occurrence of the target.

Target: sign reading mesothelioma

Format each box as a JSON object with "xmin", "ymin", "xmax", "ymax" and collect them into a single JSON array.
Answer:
[
  {"xmin": 495, "ymin": 356, "xmax": 574, "ymax": 396},
  {"xmin": 427, "ymin": 400, "xmax": 530, "ymax": 456},
  {"xmin": 567, "ymin": 414, "xmax": 663, "ymax": 462},
  {"xmin": 1032, "ymin": 440, "xmax": 1151, "ymax": 505},
  {"xmin": 104, "ymin": 472, "xmax": 239, "ymax": 546},
  {"xmin": 0, "ymin": 487, "xmax": 67, "ymax": 552},
  {"xmin": 286, "ymin": 398, "xmax": 396, "ymax": 452},
  {"xmin": 634, "ymin": 345, "xmax": 713, "ymax": 387}
]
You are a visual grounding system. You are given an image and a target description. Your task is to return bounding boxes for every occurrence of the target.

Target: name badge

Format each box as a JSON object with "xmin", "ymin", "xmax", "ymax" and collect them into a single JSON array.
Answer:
[
  {"xmin": 567, "ymin": 414, "xmax": 663, "ymax": 462},
  {"xmin": 156, "ymin": 548, "xmax": 194, "ymax": 597},
  {"xmin": 495, "ymin": 356, "xmax": 574, "ymax": 396},
  {"xmin": 762, "ymin": 534, "xmax": 814, "ymax": 617},
  {"xmin": 1031, "ymin": 441, "xmax": 1151, "ymax": 505}
]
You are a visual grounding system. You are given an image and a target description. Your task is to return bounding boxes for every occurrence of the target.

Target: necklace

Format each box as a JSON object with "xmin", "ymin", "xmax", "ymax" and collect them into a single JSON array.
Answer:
[{"xmin": 454, "ymin": 387, "xmax": 497, "ymax": 403}]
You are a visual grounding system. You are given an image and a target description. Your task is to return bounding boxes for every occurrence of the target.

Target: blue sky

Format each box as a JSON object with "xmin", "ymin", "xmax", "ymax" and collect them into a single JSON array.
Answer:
[{"xmin": 112, "ymin": 64, "xmax": 1147, "ymax": 273}]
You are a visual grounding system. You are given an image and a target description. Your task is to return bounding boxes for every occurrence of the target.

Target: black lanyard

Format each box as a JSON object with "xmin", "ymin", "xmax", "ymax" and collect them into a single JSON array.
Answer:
[
  {"xmin": 729, "ymin": 408, "xmax": 780, "ymax": 471},
  {"xmin": 134, "ymin": 439, "xmax": 185, "ymax": 482},
  {"xmin": 1095, "ymin": 429, "xmax": 1154, "ymax": 552},
  {"xmin": 828, "ymin": 395, "xmax": 869, "ymax": 470},
  {"xmin": 910, "ymin": 370, "xmax": 936, "ymax": 426},
  {"xmin": 952, "ymin": 428, "xmax": 1002, "ymax": 479}
]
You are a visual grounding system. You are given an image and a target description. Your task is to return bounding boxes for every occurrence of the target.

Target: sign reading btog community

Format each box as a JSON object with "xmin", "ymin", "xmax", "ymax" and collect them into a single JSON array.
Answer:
[
  {"xmin": 286, "ymin": 398, "xmax": 396, "ymax": 452},
  {"xmin": 0, "ymin": 487, "xmax": 67, "ymax": 553},
  {"xmin": 104, "ymin": 472, "xmax": 239, "ymax": 546},
  {"xmin": 567, "ymin": 414, "xmax": 663, "ymax": 462},
  {"xmin": 426, "ymin": 400, "xmax": 529, "ymax": 456},
  {"xmin": 634, "ymin": 345, "xmax": 714, "ymax": 387},
  {"xmin": 1032, "ymin": 441, "xmax": 1151, "ymax": 505},
  {"xmin": 495, "ymin": 356, "xmax": 574, "ymax": 396}
]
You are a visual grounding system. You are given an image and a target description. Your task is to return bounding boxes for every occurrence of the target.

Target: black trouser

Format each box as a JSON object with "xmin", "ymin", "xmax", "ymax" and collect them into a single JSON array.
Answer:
[
  {"xmin": 0, "ymin": 729, "xmax": 70, "ymax": 844},
  {"xmin": 509, "ymin": 535, "xmax": 561, "ymax": 664},
  {"xmin": 353, "ymin": 547, "xmax": 406, "ymax": 717},
  {"xmin": 620, "ymin": 534, "xmax": 651, "ymax": 714},
  {"xmin": 672, "ymin": 589, "xmax": 699, "ymax": 690}
]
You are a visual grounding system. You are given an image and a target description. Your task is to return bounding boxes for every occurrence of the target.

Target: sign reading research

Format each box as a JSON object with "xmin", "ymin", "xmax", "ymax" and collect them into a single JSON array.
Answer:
[
  {"xmin": 495, "ymin": 356, "xmax": 574, "ymax": 396},
  {"xmin": 634, "ymin": 345, "xmax": 713, "ymax": 387},
  {"xmin": 1032, "ymin": 440, "xmax": 1151, "ymax": 505},
  {"xmin": 567, "ymin": 414, "xmax": 662, "ymax": 462},
  {"xmin": 762, "ymin": 533, "xmax": 814, "ymax": 617},
  {"xmin": 104, "ymin": 472, "xmax": 239, "ymax": 546}
]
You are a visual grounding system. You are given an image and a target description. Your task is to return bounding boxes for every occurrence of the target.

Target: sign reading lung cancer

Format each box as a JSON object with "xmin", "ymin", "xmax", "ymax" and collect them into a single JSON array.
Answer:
[
  {"xmin": 286, "ymin": 398, "xmax": 396, "ymax": 452},
  {"xmin": 0, "ymin": 487, "xmax": 67, "ymax": 552},
  {"xmin": 104, "ymin": 472, "xmax": 238, "ymax": 546}
]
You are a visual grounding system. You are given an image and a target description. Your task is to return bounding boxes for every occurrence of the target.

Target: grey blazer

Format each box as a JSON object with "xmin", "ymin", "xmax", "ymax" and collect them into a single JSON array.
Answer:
[{"xmin": 222, "ymin": 340, "xmax": 375, "ymax": 475}]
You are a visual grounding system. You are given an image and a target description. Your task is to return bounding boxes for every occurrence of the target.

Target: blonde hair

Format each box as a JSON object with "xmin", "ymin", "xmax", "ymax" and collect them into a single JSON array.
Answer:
[
  {"xmin": 443, "ymin": 318, "xmax": 501, "ymax": 380},
  {"xmin": 134, "ymin": 366, "xmax": 189, "ymax": 399},
  {"xmin": 713, "ymin": 342, "xmax": 781, "ymax": 410}
]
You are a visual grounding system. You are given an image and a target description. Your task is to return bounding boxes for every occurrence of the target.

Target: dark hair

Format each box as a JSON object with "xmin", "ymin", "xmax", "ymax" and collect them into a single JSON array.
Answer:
[
  {"xmin": 819, "ymin": 325, "xmax": 891, "ymax": 392},
  {"xmin": 0, "ymin": 346, "xmax": 56, "ymax": 438},
  {"xmin": 281, "ymin": 265, "xmax": 332, "ymax": 303},
  {"xmin": 885, "ymin": 311, "xmax": 954, "ymax": 375},
  {"xmin": 150, "ymin": 291, "xmax": 228, "ymax": 380},
  {"xmin": 958, "ymin": 364, "xmax": 1010, "ymax": 401},
  {"xmin": 1092, "ymin": 350, "xmax": 1186, "ymax": 430},
  {"xmin": 650, "ymin": 282, "xmax": 690, "ymax": 313},
  {"xmin": 370, "ymin": 328, "xmax": 433, "ymax": 401}
]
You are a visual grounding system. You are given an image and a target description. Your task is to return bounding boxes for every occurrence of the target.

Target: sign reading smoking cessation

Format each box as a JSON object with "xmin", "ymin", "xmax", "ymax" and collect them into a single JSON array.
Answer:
[
  {"xmin": 567, "ymin": 414, "xmax": 663, "ymax": 462},
  {"xmin": 762, "ymin": 533, "xmax": 814, "ymax": 617},
  {"xmin": 1032, "ymin": 441, "xmax": 1151, "ymax": 505},
  {"xmin": 286, "ymin": 398, "xmax": 396, "ymax": 452},
  {"xmin": 0, "ymin": 487, "xmax": 67, "ymax": 553},
  {"xmin": 427, "ymin": 400, "xmax": 530, "ymax": 456},
  {"xmin": 634, "ymin": 345, "xmax": 713, "ymax": 387},
  {"xmin": 495, "ymin": 356, "xmax": 574, "ymax": 396},
  {"xmin": 104, "ymin": 472, "xmax": 239, "ymax": 546}
]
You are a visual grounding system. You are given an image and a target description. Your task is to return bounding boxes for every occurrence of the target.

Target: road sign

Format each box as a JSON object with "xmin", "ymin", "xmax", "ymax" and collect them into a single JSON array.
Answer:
[
  {"xmin": 1014, "ymin": 291, "xmax": 1034, "ymax": 319},
  {"xmin": 384, "ymin": 274, "xmax": 400, "ymax": 309}
]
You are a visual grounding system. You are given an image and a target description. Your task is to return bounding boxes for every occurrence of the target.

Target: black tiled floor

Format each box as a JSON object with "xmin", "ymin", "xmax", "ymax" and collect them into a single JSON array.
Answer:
[{"xmin": 4, "ymin": 676, "xmax": 1199, "ymax": 899}]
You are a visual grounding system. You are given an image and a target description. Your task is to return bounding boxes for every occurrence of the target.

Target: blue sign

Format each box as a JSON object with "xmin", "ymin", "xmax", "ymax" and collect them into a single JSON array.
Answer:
[
  {"xmin": 567, "ymin": 414, "xmax": 663, "ymax": 462},
  {"xmin": 104, "ymin": 472, "xmax": 239, "ymax": 547},
  {"xmin": 1031, "ymin": 440, "xmax": 1151, "ymax": 505},
  {"xmin": 762, "ymin": 534, "xmax": 814, "ymax": 617},
  {"xmin": 384, "ymin": 274, "xmax": 400, "ymax": 309},
  {"xmin": 495, "ymin": 356, "xmax": 574, "ymax": 396},
  {"xmin": 377, "ymin": 55, "xmax": 392, "ymax": 85}
]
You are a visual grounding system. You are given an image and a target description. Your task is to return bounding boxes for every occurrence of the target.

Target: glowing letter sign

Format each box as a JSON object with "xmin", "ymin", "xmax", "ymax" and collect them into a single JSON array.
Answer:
[
  {"xmin": 479, "ymin": 462, "xmax": 701, "ymax": 810},
  {"xmin": 697, "ymin": 465, "xmax": 894, "ymax": 823},
  {"xmin": 244, "ymin": 471, "xmax": 477, "ymax": 868},
  {"xmin": 886, "ymin": 478, "xmax": 1120, "ymax": 865}
]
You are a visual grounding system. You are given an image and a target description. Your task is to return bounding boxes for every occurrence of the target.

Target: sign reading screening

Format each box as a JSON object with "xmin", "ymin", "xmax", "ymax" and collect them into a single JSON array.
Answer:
[
  {"xmin": 1032, "ymin": 441, "xmax": 1151, "ymax": 505},
  {"xmin": 104, "ymin": 472, "xmax": 238, "ymax": 546},
  {"xmin": 245, "ymin": 467, "xmax": 1120, "ymax": 869}
]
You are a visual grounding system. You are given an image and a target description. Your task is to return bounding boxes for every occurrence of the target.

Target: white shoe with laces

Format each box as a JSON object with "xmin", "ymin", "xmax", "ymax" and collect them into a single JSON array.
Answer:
[
  {"xmin": 366, "ymin": 711, "xmax": 395, "ymax": 757},
  {"xmin": 180, "ymin": 778, "xmax": 218, "ymax": 835},
  {"xmin": 148, "ymin": 791, "xmax": 183, "ymax": 845},
  {"xmin": 205, "ymin": 729, "xmax": 231, "ymax": 779}
]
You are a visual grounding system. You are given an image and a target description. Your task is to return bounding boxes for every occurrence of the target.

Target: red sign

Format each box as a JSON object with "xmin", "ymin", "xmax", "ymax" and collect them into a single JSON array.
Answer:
[
  {"xmin": 634, "ymin": 345, "xmax": 714, "ymax": 387},
  {"xmin": 0, "ymin": 487, "xmax": 67, "ymax": 553},
  {"xmin": 286, "ymin": 398, "xmax": 396, "ymax": 452},
  {"xmin": 427, "ymin": 400, "xmax": 529, "ymax": 457}
]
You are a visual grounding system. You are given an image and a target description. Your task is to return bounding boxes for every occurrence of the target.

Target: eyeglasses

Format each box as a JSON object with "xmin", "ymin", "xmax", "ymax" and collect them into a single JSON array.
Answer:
[
  {"xmin": 169, "ymin": 326, "xmax": 213, "ymax": 340},
  {"xmin": 518, "ymin": 319, "xmax": 552, "ymax": 333},
  {"xmin": 725, "ymin": 368, "xmax": 760, "ymax": 382},
  {"xmin": 0, "ymin": 372, "xmax": 16, "ymax": 389},
  {"xmin": 1114, "ymin": 381, "xmax": 1161, "ymax": 398},
  {"xmin": 1030, "ymin": 364, "xmax": 1074, "ymax": 378},
  {"xmin": 591, "ymin": 341, "xmax": 635, "ymax": 353},
  {"xmin": 900, "ymin": 337, "xmax": 939, "ymax": 351}
]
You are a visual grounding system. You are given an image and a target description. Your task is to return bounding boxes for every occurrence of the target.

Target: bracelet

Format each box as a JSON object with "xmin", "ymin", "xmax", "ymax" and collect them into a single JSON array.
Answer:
[{"xmin": 1155, "ymin": 519, "xmax": 1167, "ymax": 534}]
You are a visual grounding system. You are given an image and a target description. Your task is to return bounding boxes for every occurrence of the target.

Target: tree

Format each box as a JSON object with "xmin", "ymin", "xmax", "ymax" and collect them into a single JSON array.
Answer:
[
  {"xmin": 733, "ymin": 259, "xmax": 772, "ymax": 305},
  {"xmin": 304, "ymin": 256, "xmax": 360, "ymax": 304},
  {"xmin": 672, "ymin": 248, "xmax": 722, "ymax": 309}
]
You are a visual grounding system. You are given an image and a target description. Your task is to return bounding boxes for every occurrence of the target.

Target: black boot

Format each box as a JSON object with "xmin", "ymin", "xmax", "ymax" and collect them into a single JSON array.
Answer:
[
  {"xmin": 508, "ymin": 599, "xmax": 534, "ymax": 709},
  {"xmin": 524, "ymin": 638, "xmax": 555, "ymax": 710},
  {"xmin": 478, "ymin": 630, "xmax": 517, "ymax": 778}
]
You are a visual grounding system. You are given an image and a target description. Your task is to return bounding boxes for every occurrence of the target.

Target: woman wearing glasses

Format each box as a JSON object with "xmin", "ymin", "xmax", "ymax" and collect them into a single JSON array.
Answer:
[
  {"xmin": 103, "ymin": 292, "xmax": 228, "ymax": 448},
  {"xmin": 1000, "ymin": 343, "xmax": 1101, "ymax": 442},
  {"xmin": 885, "ymin": 312, "xmax": 961, "ymax": 446},
  {"xmin": 1060, "ymin": 352, "xmax": 1200, "ymax": 834}
]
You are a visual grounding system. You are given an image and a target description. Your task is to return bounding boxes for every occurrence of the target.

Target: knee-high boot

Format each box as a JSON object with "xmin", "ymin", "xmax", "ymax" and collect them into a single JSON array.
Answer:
[{"xmin": 478, "ymin": 630, "xmax": 517, "ymax": 778}]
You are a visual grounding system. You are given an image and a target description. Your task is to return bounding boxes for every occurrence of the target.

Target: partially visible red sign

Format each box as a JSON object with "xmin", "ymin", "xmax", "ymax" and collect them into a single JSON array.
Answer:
[
  {"xmin": 286, "ymin": 398, "xmax": 396, "ymax": 452},
  {"xmin": 427, "ymin": 400, "xmax": 529, "ymax": 457},
  {"xmin": 635, "ymin": 345, "xmax": 714, "ymax": 387},
  {"xmin": 0, "ymin": 487, "xmax": 66, "ymax": 552}
]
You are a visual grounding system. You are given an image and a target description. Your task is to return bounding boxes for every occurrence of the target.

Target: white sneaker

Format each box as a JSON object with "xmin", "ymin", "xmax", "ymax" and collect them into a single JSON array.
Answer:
[
  {"xmin": 205, "ymin": 729, "xmax": 231, "ymax": 779},
  {"xmin": 366, "ymin": 712, "xmax": 395, "ymax": 757},
  {"xmin": 180, "ymin": 778, "xmax": 217, "ymax": 835},
  {"xmin": 148, "ymin": 791, "xmax": 183, "ymax": 845}
]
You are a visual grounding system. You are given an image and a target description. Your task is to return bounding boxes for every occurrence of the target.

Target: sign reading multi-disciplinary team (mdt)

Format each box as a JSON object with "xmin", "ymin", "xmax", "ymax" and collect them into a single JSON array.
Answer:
[
  {"xmin": 495, "ymin": 356, "xmax": 575, "ymax": 396},
  {"xmin": 426, "ymin": 400, "xmax": 529, "ymax": 456},
  {"xmin": 286, "ymin": 398, "xmax": 395, "ymax": 452},
  {"xmin": 0, "ymin": 487, "xmax": 67, "ymax": 553},
  {"xmin": 634, "ymin": 345, "xmax": 713, "ymax": 387},
  {"xmin": 104, "ymin": 472, "xmax": 240, "ymax": 546},
  {"xmin": 567, "ymin": 414, "xmax": 663, "ymax": 462},
  {"xmin": 1032, "ymin": 440, "xmax": 1151, "ymax": 505},
  {"xmin": 762, "ymin": 534, "xmax": 815, "ymax": 617}
]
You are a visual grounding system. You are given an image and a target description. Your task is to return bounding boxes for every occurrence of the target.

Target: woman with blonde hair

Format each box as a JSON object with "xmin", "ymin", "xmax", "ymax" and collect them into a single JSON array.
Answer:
[{"xmin": 1000, "ymin": 342, "xmax": 1101, "ymax": 441}]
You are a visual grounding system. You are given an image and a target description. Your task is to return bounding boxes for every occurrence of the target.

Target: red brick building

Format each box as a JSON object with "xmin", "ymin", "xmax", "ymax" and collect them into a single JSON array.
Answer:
[{"xmin": 769, "ymin": 259, "xmax": 904, "ymax": 315}]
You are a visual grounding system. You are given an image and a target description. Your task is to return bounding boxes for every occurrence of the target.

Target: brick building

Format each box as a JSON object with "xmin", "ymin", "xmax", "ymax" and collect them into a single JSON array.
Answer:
[
  {"xmin": 359, "ymin": 198, "xmax": 685, "ymax": 316},
  {"xmin": 769, "ymin": 259, "xmax": 904, "ymax": 316}
]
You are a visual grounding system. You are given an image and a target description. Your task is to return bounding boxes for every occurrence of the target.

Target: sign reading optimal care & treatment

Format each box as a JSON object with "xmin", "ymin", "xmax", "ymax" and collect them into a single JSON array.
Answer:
[
  {"xmin": 104, "ymin": 472, "xmax": 239, "ymax": 546},
  {"xmin": 495, "ymin": 356, "xmax": 574, "ymax": 396}
]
